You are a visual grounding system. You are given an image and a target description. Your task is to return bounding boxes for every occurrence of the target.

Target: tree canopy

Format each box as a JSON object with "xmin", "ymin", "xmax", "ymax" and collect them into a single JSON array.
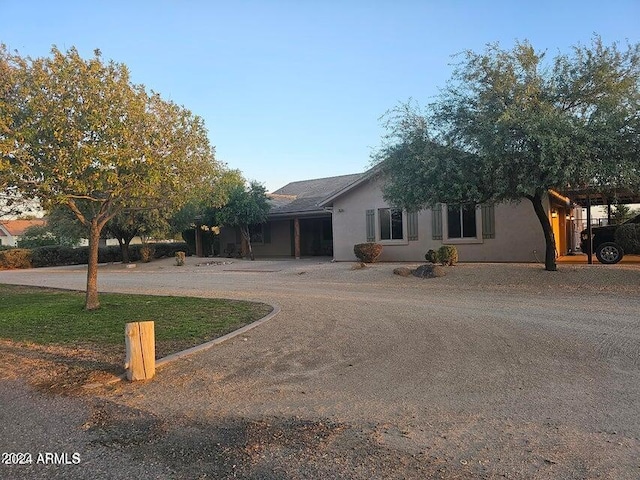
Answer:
[
  {"xmin": 1, "ymin": 45, "xmax": 220, "ymax": 308},
  {"xmin": 216, "ymin": 181, "xmax": 270, "ymax": 260},
  {"xmin": 375, "ymin": 37, "xmax": 640, "ymax": 271}
]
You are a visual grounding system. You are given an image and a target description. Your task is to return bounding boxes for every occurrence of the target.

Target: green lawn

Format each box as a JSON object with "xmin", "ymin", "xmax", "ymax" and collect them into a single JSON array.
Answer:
[{"xmin": 0, "ymin": 284, "xmax": 272, "ymax": 359}]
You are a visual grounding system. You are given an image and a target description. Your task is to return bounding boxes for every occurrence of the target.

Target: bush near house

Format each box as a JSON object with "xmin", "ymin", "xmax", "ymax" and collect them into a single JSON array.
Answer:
[
  {"xmin": 353, "ymin": 243, "xmax": 383, "ymax": 263},
  {"xmin": 425, "ymin": 249, "xmax": 438, "ymax": 263},
  {"xmin": 0, "ymin": 242, "xmax": 190, "ymax": 269},
  {"xmin": 615, "ymin": 224, "xmax": 640, "ymax": 254},
  {"xmin": 437, "ymin": 245, "xmax": 459, "ymax": 266}
]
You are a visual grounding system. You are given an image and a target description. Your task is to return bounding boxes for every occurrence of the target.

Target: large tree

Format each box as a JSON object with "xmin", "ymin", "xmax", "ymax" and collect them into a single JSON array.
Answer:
[
  {"xmin": 375, "ymin": 37, "xmax": 640, "ymax": 271},
  {"xmin": 104, "ymin": 209, "xmax": 167, "ymax": 263},
  {"xmin": 216, "ymin": 181, "xmax": 270, "ymax": 261},
  {"xmin": 1, "ymin": 46, "xmax": 219, "ymax": 308}
]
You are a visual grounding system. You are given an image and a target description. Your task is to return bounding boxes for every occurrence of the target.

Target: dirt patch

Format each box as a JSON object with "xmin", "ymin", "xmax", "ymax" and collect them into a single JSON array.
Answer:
[
  {"xmin": 80, "ymin": 407, "xmax": 439, "ymax": 480},
  {"xmin": 0, "ymin": 339, "xmax": 122, "ymax": 394}
]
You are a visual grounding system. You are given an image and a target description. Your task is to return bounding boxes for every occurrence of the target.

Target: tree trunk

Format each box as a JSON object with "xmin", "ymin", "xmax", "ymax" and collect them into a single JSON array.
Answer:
[
  {"xmin": 528, "ymin": 192, "xmax": 557, "ymax": 271},
  {"xmin": 240, "ymin": 226, "xmax": 254, "ymax": 260},
  {"xmin": 117, "ymin": 237, "xmax": 133, "ymax": 263},
  {"xmin": 86, "ymin": 220, "xmax": 101, "ymax": 310}
]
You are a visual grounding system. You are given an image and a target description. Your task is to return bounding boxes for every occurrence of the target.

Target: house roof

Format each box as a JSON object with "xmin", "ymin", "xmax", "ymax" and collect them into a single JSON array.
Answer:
[
  {"xmin": 317, "ymin": 165, "xmax": 382, "ymax": 207},
  {"xmin": 268, "ymin": 173, "xmax": 364, "ymax": 216},
  {"xmin": 0, "ymin": 218, "xmax": 46, "ymax": 236}
]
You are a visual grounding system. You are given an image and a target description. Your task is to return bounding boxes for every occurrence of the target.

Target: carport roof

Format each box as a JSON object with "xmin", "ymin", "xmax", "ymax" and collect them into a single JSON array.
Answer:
[{"xmin": 562, "ymin": 188, "xmax": 640, "ymax": 207}]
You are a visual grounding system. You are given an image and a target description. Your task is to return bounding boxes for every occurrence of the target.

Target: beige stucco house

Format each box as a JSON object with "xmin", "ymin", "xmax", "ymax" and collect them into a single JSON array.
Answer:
[{"xmin": 218, "ymin": 168, "xmax": 576, "ymax": 263}]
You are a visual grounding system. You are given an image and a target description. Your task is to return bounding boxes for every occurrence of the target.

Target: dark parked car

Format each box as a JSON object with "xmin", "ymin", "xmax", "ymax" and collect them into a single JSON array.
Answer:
[{"xmin": 580, "ymin": 213, "xmax": 640, "ymax": 264}]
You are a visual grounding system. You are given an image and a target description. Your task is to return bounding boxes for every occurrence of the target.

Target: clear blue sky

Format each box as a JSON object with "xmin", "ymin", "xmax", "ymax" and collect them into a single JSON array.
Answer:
[{"xmin": 2, "ymin": 1, "xmax": 639, "ymax": 192}]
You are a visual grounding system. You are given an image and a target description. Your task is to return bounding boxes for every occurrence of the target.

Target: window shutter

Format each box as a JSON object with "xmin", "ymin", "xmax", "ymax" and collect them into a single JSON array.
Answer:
[
  {"xmin": 366, "ymin": 209, "xmax": 375, "ymax": 242},
  {"xmin": 263, "ymin": 222, "xmax": 271, "ymax": 243},
  {"xmin": 431, "ymin": 204, "xmax": 442, "ymax": 240},
  {"xmin": 482, "ymin": 204, "xmax": 495, "ymax": 239},
  {"xmin": 407, "ymin": 211, "xmax": 419, "ymax": 241}
]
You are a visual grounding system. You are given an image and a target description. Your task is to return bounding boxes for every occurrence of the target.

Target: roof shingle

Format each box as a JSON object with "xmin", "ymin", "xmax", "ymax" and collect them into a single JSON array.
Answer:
[{"xmin": 268, "ymin": 173, "xmax": 363, "ymax": 215}]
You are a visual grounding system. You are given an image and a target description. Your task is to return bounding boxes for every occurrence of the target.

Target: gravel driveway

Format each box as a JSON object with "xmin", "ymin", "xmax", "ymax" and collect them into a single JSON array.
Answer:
[{"xmin": 1, "ymin": 258, "xmax": 639, "ymax": 479}]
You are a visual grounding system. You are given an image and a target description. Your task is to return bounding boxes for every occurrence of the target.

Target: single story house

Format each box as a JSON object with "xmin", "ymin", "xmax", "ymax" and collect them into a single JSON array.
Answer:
[
  {"xmin": 218, "ymin": 167, "xmax": 578, "ymax": 262},
  {"xmin": 0, "ymin": 218, "xmax": 47, "ymax": 247}
]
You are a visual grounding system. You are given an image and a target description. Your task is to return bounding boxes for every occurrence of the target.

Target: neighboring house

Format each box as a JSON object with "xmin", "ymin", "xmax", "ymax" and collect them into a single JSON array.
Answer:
[
  {"xmin": 0, "ymin": 219, "xmax": 46, "ymax": 247},
  {"xmin": 219, "ymin": 167, "xmax": 579, "ymax": 262}
]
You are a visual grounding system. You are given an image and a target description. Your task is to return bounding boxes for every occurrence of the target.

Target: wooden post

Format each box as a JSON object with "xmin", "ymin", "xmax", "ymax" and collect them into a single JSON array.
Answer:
[
  {"xmin": 294, "ymin": 217, "xmax": 301, "ymax": 259},
  {"xmin": 125, "ymin": 321, "xmax": 155, "ymax": 381}
]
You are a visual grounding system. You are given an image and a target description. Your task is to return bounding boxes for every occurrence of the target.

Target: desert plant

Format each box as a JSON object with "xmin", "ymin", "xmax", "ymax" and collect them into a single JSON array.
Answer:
[
  {"xmin": 615, "ymin": 224, "xmax": 640, "ymax": 254},
  {"xmin": 140, "ymin": 244, "xmax": 155, "ymax": 263},
  {"xmin": 437, "ymin": 245, "xmax": 458, "ymax": 266},
  {"xmin": 353, "ymin": 242, "xmax": 383, "ymax": 263},
  {"xmin": 425, "ymin": 249, "xmax": 438, "ymax": 263},
  {"xmin": 175, "ymin": 251, "xmax": 186, "ymax": 266}
]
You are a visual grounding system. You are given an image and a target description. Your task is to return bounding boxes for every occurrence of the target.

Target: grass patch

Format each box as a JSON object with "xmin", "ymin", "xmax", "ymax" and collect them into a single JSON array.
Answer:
[{"xmin": 0, "ymin": 284, "xmax": 273, "ymax": 359}]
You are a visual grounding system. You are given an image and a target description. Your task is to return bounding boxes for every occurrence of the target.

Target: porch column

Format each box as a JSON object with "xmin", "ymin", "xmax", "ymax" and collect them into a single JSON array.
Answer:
[
  {"xmin": 294, "ymin": 217, "xmax": 301, "ymax": 259},
  {"xmin": 586, "ymin": 195, "xmax": 593, "ymax": 265},
  {"xmin": 195, "ymin": 226, "xmax": 203, "ymax": 257}
]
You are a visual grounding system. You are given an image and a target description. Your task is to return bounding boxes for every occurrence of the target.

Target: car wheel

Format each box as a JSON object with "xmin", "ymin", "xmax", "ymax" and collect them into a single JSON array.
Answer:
[{"xmin": 595, "ymin": 242, "xmax": 624, "ymax": 264}]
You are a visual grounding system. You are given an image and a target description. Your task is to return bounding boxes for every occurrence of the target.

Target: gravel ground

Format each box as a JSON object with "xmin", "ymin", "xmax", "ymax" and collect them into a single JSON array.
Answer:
[{"xmin": 1, "ymin": 258, "xmax": 639, "ymax": 479}]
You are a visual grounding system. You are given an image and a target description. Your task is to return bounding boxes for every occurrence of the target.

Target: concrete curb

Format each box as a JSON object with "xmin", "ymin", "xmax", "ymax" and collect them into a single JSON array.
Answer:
[
  {"xmin": 155, "ymin": 303, "xmax": 281, "ymax": 368},
  {"xmin": 104, "ymin": 303, "xmax": 281, "ymax": 385}
]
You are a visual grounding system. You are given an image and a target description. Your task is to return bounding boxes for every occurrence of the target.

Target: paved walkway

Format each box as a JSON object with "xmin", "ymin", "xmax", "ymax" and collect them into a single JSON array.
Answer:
[{"xmin": 1, "ymin": 258, "xmax": 639, "ymax": 479}]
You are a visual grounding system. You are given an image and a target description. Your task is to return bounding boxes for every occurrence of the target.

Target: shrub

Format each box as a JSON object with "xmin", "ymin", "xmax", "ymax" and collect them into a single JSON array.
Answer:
[
  {"xmin": 437, "ymin": 245, "xmax": 458, "ymax": 266},
  {"xmin": 140, "ymin": 244, "xmax": 155, "ymax": 263},
  {"xmin": 98, "ymin": 246, "xmax": 122, "ymax": 263},
  {"xmin": 0, "ymin": 248, "xmax": 33, "ymax": 269},
  {"xmin": 175, "ymin": 251, "xmax": 186, "ymax": 266},
  {"xmin": 615, "ymin": 224, "xmax": 640, "ymax": 254},
  {"xmin": 31, "ymin": 245, "xmax": 80, "ymax": 267},
  {"xmin": 153, "ymin": 242, "xmax": 191, "ymax": 258},
  {"xmin": 425, "ymin": 249, "xmax": 437, "ymax": 263},
  {"xmin": 353, "ymin": 242, "xmax": 383, "ymax": 263}
]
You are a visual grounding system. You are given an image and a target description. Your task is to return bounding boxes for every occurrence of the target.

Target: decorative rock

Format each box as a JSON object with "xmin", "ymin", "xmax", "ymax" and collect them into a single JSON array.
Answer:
[
  {"xmin": 393, "ymin": 267, "xmax": 412, "ymax": 277},
  {"xmin": 412, "ymin": 264, "xmax": 446, "ymax": 278},
  {"xmin": 351, "ymin": 262, "xmax": 368, "ymax": 270}
]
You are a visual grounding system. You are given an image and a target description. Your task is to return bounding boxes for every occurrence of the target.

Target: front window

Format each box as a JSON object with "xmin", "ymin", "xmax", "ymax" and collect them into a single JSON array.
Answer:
[
  {"xmin": 249, "ymin": 224, "xmax": 263, "ymax": 243},
  {"xmin": 447, "ymin": 204, "xmax": 477, "ymax": 239},
  {"xmin": 379, "ymin": 208, "xmax": 404, "ymax": 240}
]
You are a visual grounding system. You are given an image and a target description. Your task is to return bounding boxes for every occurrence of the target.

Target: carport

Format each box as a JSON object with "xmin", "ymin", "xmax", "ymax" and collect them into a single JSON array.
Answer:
[{"xmin": 562, "ymin": 187, "xmax": 640, "ymax": 264}]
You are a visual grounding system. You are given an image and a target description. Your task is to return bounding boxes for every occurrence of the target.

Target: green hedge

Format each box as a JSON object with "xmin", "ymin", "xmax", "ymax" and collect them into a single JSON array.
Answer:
[
  {"xmin": 0, "ymin": 242, "xmax": 190, "ymax": 269},
  {"xmin": 615, "ymin": 224, "xmax": 640, "ymax": 255}
]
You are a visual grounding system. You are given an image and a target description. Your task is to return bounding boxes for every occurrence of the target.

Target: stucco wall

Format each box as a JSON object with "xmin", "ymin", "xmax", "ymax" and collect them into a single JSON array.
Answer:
[
  {"xmin": 331, "ymin": 177, "xmax": 548, "ymax": 263},
  {"xmin": 219, "ymin": 220, "xmax": 293, "ymax": 258},
  {"xmin": 252, "ymin": 219, "xmax": 292, "ymax": 257}
]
